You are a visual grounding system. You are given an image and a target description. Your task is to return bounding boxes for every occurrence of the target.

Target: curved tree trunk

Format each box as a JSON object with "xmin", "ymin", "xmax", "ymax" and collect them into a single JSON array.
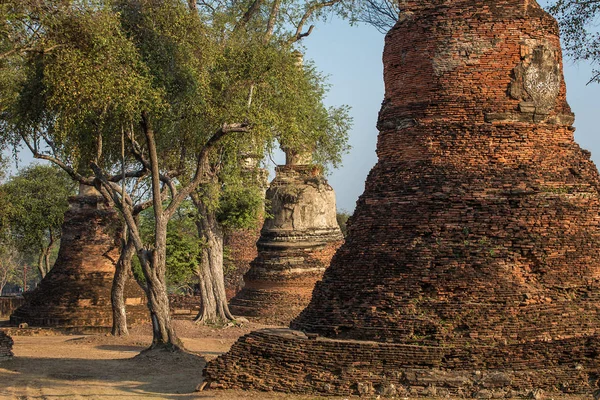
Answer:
[
  {"xmin": 37, "ymin": 252, "xmax": 46, "ymax": 279},
  {"xmin": 137, "ymin": 227, "xmax": 182, "ymax": 350},
  {"xmin": 193, "ymin": 198, "xmax": 234, "ymax": 324},
  {"xmin": 111, "ymin": 234, "xmax": 135, "ymax": 336},
  {"xmin": 43, "ymin": 229, "xmax": 55, "ymax": 275}
]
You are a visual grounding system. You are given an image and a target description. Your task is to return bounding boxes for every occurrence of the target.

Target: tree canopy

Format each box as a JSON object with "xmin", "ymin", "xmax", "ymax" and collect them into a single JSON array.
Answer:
[
  {"xmin": 0, "ymin": 0, "xmax": 352, "ymax": 347},
  {"xmin": 550, "ymin": 0, "xmax": 600, "ymax": 84}
]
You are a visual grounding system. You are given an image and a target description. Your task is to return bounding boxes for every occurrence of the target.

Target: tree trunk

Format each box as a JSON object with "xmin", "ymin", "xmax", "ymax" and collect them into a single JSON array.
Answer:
[
  {"xmin": 37, "ymin": 252, "xmax": 46, "ymax": 279},
  {"xmin": 43, "ymin": 229, "xmax": 55, "ymax": 275},
  {"xmin": 111, "ymin": 234, "xmax": 135, "ymax": 336},
  {"xmin": 193, "ymin": 199, "xmax": 234, "ymax": 324},
  {"xmin": 136, "ymin": 222, "xmax": 182, "ymax": 350}
]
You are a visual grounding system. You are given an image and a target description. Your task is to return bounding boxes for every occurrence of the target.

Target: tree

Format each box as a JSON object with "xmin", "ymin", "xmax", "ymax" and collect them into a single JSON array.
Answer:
[
  {"xmin": 1, "ymin": 0, "xmax": 350, "ymax": 350},
  {"xmin": 549, "ymin": 0, "xmax": 600, "ymax": 84},
  {"xmin": 187, "ymin": 0, "xmax": 352, "ymax": 325},
  {"xmin": 0, "ymin": 239, "xmax": 20, "ymax": 295},
  {"xmin": 2, "ymin": 165, "xmax": 75, "ymax": 278}
]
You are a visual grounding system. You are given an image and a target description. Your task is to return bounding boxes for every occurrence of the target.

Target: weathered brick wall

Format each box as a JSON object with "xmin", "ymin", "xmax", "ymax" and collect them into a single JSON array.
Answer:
[
  {"xmin": 205, "ymin": 328, "xmax": 597, "ymax": 397},
  {"xmin": 229, "ymin": 166, "xmax": 343, "ymax": 324},
  {"xmin": 291, "ymin": 0, "xmax": 598, "ymax": 346},
  {"xmin": 223, "ymin": 225, "xmax": 262, "ymax": 300},
  {"xmin": 0, "ymin": 331, "xmax": 13, "ymax": 361},
  {"xmin": 169, "ymin": 294, "xmax": 200, "ymax": 319},
  {"xmin": 205, "ymin": 0, "xmax": 600, "ymax": 396},
  {"xmin": 11, "ymin": 195, "xmax": 148, "ymax": 328},
  {"xmin": 0, "ymin": 297, "xmax": 24, "ymax": 318}
]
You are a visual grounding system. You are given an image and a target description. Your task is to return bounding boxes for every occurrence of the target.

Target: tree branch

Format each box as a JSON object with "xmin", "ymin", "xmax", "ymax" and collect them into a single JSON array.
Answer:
[
  {"xmin": 21, "ymin": 133, "xmax": 93, "ymax": 186},
  {"xmin": 164, "ymin": 123, "xmax": 250, "ymax": 220},
  {"xmin": 288, "ymin": 0, "xmax": 342, "ymax": 44},
  {"xmin": 235, "ymin": 0, "xmax": 264, "ymax": 31}
]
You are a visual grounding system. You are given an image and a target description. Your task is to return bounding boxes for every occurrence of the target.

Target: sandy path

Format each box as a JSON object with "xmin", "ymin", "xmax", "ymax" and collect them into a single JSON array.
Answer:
[{"xmin": 0, "ymin": 322, "xmax": 349, "ymax": 400}]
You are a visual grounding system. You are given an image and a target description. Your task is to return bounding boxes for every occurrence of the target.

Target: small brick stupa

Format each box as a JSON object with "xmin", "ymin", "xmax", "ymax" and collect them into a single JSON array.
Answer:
[
  {"xmin": 205, "ymin": 0, "xmax": 600, "ymax": 397},
  {"xmin": 228, "ymin": 149, "xmax": 343, "ymax": 324},
  {"xmin": 0, "ymin": 331, "xmax": 13, "ymax": 361},
  {"xmin": 11, "ymin": 186, "xmax": 147, "ymax": 328}
]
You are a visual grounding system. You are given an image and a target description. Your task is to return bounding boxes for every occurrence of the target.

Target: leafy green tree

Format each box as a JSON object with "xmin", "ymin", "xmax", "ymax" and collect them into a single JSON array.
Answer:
[
  {"xmin": 2, "ymin": 165, "xmax": 75, "ymax": 278},
  {"xmin": 550, "ymin": 0, "xmax": 600, "ymax": 84},
  {"xmin": 1, "ymin": 0, "xmax": 350, "ymax": 348}
]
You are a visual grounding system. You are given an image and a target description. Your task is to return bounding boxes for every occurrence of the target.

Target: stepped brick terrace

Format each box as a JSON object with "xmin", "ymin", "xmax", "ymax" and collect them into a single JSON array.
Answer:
[
  {"xmin": 204, "ymin": 0, "xmax": 600, "ymax": 397},
  {"xmin": 229, "ymin": 161, "xmax": 343, "ymax": 324},
  {"xmin": 11, "ymin": 190, "xmax": 147, "ymax": 329}
]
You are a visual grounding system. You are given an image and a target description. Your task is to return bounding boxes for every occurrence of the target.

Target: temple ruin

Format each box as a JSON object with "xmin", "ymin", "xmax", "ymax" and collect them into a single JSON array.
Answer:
[
  {"xmin": 0, "ymin": 331, "xmax": 13, "ymax": 361},
  {"xmin": 11, "ymin": 187, "xmax": 147, "ymax": 328},
  {"xmin": 228, "ymin": 149, "xmax": 343, "ymax": 324},
  {"xmin": 204, "ymin": 0, "xmax": 600, "ymax": 397}
]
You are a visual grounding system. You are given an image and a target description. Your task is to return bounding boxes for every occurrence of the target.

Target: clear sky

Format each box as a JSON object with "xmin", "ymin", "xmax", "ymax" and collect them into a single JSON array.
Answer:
[{"xmin": 300, "ymin": 4, "xmax": 600, "ymax": 213}]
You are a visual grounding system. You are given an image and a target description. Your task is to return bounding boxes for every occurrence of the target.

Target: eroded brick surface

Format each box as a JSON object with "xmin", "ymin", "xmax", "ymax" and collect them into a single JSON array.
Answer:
[
  {"xmin": 0, "ymin": 297, "xmax": 24, "ymax": 318},
  {"xmin": 223, "ymin": 225, "xmax": 262, "ymax": 300},
  {"xmin": 0, "ymin": 331, "xmax": 13, "ymax": 361},
  {"xmin": 10, "ymin": 195, "xmax": 147, "ymax": 328},
  {"xmin": 229, "ymin": 165, "xmax": 343, "ymax": 324},
  {"xmin": 205, "ymin": 0, "xmax": 600, "ymax": 396}
]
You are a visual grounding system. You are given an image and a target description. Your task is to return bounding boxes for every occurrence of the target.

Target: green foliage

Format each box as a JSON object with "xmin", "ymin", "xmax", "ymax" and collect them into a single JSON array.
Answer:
[
  {"xmin": 218, "ymin": 184, "xmax": 265, "ymax": 230},
  {"xmin": 133, "ymin": 203, "xmax": 200, "ymax": 292},
  {"xmin": 165, "ymin": 216, "xmax": 202, "ymax": 292},
  {"xmin": 2, "ymin": 164, "xmax": 75, "ymax": 259},
  {"xmin": 549, "ymin": 0, "xmax": 600, "ymax": 84}
]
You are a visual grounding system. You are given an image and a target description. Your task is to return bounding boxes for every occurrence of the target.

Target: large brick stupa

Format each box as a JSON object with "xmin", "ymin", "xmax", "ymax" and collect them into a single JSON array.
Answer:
[
  {"xmin": 11, "ymin": 187, "xmax": 147, "ymax": 329},
  {"xmin": 204, "ymin": 0, "xmax": 600, "ymax": 397}
]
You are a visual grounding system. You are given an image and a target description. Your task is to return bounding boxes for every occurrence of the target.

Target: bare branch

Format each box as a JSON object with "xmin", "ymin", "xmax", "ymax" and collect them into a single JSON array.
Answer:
[
  {"xmin": 21, "ymin": 133, "xmax": 93, "ymax": 186},
  {"xmin": 164, "ymin": 122, "xmax": 250, "ymax": 219},
  {"xmin": 288, "ymin": 0, "xmax": 342, "ymax": 44},
  {"xmin": 265, "ymin": 0, "xmax": 282, "ymax": 43},
  {"xmin": 235, "ymin": 0, "xmax": 265, "ymax": 31}
]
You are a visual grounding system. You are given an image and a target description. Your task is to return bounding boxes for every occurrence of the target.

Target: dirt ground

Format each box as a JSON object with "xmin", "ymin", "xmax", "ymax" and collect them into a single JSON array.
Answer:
[{"xmin": 0, "ymin": 319, "xmax": 348, "ymax": 400}]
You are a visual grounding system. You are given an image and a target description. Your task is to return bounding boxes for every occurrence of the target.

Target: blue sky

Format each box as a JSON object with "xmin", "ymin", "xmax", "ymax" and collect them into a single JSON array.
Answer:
[{"xmin": 301, "ymin": 8, "xmax": 600, "ymax": 213}]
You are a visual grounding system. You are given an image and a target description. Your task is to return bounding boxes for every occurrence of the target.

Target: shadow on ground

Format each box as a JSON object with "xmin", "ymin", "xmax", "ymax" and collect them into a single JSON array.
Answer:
[{"xmin": 0, "ymin": 350, "xmax": 207, "ymax": 399}]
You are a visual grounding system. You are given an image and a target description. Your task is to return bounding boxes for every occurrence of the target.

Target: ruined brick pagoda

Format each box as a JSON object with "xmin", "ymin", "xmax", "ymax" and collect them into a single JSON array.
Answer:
[
  {"xmin": 0, "ymin": 331, "xmax": 13, "ymax": 361},
  {"xmin": 205, "ymin": 0, "xmax": 600, "ymax": 397},
  {"xmin": 228, "ymin": 149, "xmax": 343, "ymax": 324},
  {"xmin": 11, "ymin": 186, "xmax": 147, "ymax": 328}
]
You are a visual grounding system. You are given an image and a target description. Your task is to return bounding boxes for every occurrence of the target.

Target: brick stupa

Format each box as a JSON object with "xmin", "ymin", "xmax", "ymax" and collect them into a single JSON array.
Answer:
[
  {"xmin": 11, "ymin": 187, "xmax": 147, "ymax": 328},
  {"xmin": 228, "ymin": 150, "xmax": 343, "ymax": 324},
  {"xmin": 204, "ymin": 0, "xmax": 600, "ymax": 397}
]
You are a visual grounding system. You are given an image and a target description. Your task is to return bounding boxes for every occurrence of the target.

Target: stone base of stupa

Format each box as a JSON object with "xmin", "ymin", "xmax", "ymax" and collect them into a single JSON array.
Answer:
[
  {"xmin": 229, "ymin": 238, "xmax": 342, "ymax": 325},
  {"xmin": 204, "ymin": 328, "xmax": 599, "ymax": 398}
]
